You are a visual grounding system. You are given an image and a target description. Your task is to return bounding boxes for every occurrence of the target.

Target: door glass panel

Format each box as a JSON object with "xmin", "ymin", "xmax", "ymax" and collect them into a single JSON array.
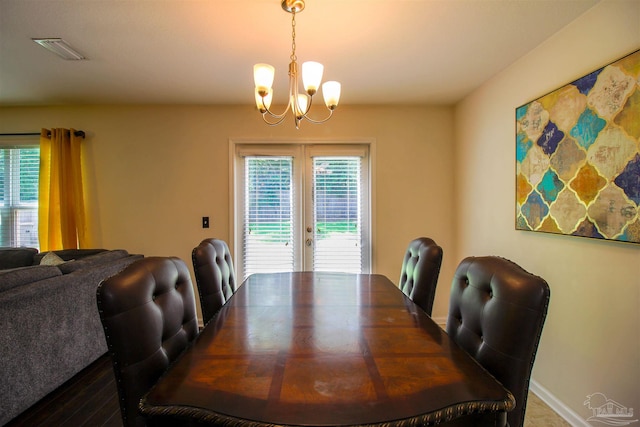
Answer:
[
  {"xmin": 243, "ymin": 156, "xmax": 295, "ymax": 277},
  {"xmin": 312, "ymin": 156, "xmax": 362, "ymax": 273}
]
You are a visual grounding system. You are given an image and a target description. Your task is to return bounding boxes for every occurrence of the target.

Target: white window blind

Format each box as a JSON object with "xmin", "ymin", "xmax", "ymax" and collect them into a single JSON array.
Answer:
[
  {"xmin": 312, "ymin": 156, "xmax": 362, "ymax": 273},
  {"xmin": 243, "ymin": 156, "xmax": 295, "ymax": 277},
  {"xmin": 0, "ymin": 146, "xmax": 40, "ymax": 247}
]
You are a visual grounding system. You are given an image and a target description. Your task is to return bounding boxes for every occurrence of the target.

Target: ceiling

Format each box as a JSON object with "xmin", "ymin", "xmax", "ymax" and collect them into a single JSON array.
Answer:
[{"xmin": 0, "ymin": 0, "xmax": 599, "ymax": 107}]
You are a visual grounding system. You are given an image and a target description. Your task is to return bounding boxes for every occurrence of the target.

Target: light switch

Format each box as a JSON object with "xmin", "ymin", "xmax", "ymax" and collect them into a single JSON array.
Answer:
[{"xmin": 202, "ymin": 217, "xmax": 210, "ymax": 228}]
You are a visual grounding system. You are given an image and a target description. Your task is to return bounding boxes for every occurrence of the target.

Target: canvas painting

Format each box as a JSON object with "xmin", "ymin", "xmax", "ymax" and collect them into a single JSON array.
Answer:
[{"xmin": 516, "ymin": 49, "xmax": 640, "ymax": 244}]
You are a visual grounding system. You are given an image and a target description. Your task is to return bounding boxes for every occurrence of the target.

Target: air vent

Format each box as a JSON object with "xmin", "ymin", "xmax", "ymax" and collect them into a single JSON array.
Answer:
[{"xmin": 32, "ymin": 38, "xmax": 86, "ymax": 60}]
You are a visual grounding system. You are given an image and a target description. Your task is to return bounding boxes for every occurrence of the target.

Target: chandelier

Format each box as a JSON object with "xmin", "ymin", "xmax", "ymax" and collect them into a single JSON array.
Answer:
[{"xmin": 253, "ymin": 0, "xmax": 341, "ymax": 129}]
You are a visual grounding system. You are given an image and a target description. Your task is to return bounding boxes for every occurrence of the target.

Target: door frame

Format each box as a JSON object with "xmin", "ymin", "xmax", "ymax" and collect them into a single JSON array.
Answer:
[{"xmin": 229, "ymin": 138, "xmax": 377, "ymax": 278}]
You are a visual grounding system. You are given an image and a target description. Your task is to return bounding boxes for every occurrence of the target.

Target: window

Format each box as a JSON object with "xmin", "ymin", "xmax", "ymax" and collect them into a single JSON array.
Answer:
[
  {"xmin": 234, "ymin": 143, "xmax": 371, "ymax": 281},
  {"xmin": 0, "ymin": 145, "xmax": 40, "ymax": 248}
]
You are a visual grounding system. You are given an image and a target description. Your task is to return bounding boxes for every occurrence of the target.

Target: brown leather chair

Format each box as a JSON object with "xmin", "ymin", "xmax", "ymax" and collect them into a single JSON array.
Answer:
[
  {"xmin": 446, "ymin": 256, "xmax": 550, "ymax": 427},
  {"xmin": 398, "ymin": 237, "xmax": 443, "ymax": 316},
  {"xmin": 192, "ymin": 238, "xmax": 237, "ymax": 324},
  {"xmin": 96, "ymin": 257, "xmax": 199, "ymax": 427}
]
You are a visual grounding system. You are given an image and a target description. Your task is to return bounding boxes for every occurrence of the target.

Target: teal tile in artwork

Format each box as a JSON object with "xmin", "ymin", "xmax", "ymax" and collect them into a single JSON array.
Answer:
[
  {"xmin": 516, "ymin": 104, "xmax": 529, "ymax": 121},
  {"xmin": 570, "ymin": 108, "xmax": 606, "ymax": 150},
  {"xmin": 517, "ymin": 132, "xmax": 532, "ymax": 163},
  {"xmin": 521, "ymin": 190, "xmax": 549, "ymax": 229},
  {"xmin": 537, "ymin": 169, "xmax": 564, "ymax": 203}
]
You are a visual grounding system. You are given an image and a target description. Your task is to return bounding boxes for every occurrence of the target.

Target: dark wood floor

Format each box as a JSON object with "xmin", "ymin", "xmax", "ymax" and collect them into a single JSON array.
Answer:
[
  {"xmin": 4, "ymin": 351, "xmax": 565, "ymax": 427},
  {"xmin": 5, "ymin": 354, "xmax": 123, "ymax": 427}
]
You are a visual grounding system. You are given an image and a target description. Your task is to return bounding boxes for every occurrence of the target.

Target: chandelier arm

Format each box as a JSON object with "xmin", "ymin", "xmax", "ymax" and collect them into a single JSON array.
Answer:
[
  {"xmin": 290, "ymin": 64, "xmax": 302, "ymax": 119},
  {"xmin": 299, "ymin": 108, "xmax": 335, "ymax": 124},
  {"xmin": 261, "ymin": 99, "xmax": 292, "ymax": 120},
  {"xmin": 261, "ymin": 113, "xmax": 288, "ymax": 126},
  {"xmin": 304, "ymin": 92, "xmax": 313, "ymax": 115},
  {"xmin": 292, "ymin": 88, "xmax": 335, "ymax": 125},
  {"xmin": 291, "ymin": 65, "xmax": 297, "ymax": 106}
]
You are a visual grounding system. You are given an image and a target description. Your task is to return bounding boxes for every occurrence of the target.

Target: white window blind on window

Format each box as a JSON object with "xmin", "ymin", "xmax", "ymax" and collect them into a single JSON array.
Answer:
[
  {"xmin": 0, "ymin": 146, "xmax": 40, "ymax": 247},
  {"xmin": 243, "ymin": 156, "xmax": 295, "ymax": 277},
  {"xmin": 312, "ymin": 156, "xmax": 362, "ymax": 273}
]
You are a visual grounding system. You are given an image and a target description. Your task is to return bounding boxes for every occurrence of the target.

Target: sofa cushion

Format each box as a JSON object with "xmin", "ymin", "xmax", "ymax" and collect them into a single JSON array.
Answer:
[
  {"xmin": 58, "ymin": 250, "xmax": 130, "ymax": 274},
  {"xmin": 0, "ymin": 247, "xmax": 38, "ymax": 270},
  {"xmin": 0, "ymin": 265, "xmax": 62, "ymax": 292}
]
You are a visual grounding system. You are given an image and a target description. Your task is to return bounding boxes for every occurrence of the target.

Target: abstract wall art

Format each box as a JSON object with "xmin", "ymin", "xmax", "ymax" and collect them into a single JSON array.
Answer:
[{"xmin": 516, "ymin": 49, "xmax": 640, "ymax": 244}]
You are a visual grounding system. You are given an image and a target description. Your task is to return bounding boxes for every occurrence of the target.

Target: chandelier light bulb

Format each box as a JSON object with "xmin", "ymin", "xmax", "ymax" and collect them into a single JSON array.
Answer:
[
  {"xmin": 254, "ymin": 63, "xmax": 275, "ymax": 95},
  {"xmin": 302, "ymin": 61, "xmax": 324, "ymax": 95},
  {"xmin": 322, "ymin": 81, "xmax": 341, "ymax": 110},
  {"xmin": 296, "ymin": 93, "xmax": 309, "ymax": 117}
]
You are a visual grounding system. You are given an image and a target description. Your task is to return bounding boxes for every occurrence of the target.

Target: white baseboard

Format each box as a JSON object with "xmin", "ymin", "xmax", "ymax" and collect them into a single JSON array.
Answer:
[
  {"xmin": 432, "ymin": 316, "xmax": 447, "ymax": 328},
  {"xmin": 529, "ymin": 379, "xmax": 590, "ymax": 427}
]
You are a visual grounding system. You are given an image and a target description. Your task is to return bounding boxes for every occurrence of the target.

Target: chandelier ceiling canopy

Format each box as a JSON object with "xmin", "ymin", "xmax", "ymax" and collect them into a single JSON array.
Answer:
[{"xmin": 253, "ymin": 0, "xmax": 341, "ymax": 129}]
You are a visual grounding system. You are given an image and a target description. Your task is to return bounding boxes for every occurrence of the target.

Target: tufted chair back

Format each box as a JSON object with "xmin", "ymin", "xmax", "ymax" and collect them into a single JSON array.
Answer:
[
  {"xmin": 96, "ymin": 257, "xmax": 199, "ymax": 427},
  {"xmin": 192, "ymin": 238, "xmax": 237, "ymax": 324},
  {"xmin": 398, "ymin": 237, "xmax": 443, "ymax": 316},
  {"xmin": 446, "ymin": 256, "xmax": 550, "ymax": 427}
]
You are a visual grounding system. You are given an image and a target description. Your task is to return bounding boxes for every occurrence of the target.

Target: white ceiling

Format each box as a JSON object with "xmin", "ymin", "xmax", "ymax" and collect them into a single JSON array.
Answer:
[{"xmin": 0, "ymin": 0, "xmax": 599, "ymax": 107}]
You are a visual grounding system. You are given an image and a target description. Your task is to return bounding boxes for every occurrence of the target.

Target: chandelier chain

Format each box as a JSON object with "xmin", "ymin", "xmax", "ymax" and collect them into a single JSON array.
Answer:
[{"xmin": 290, "ymin": 9, "xmax": 297, "ymax": 62}]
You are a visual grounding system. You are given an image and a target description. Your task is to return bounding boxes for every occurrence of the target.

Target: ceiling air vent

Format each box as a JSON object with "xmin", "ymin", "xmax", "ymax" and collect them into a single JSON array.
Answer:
[{"xmin": 32, "ymin": 38, "xmax": 86, "ymax": 60}]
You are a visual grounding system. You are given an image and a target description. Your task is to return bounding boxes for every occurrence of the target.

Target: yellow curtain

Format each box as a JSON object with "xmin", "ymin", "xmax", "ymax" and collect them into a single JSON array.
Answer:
[{"xmin": 38, "ymin": 128, "xmax": 88, "ymax": 250}]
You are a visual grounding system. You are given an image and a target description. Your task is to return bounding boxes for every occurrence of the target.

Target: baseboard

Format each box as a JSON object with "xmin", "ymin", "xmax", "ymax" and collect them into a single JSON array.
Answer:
[
  {"xmin": 529, "ymin": 379, "xmax": 590, "ymax": 427},
  {"xmin": 432, "ymin": 316, "xmax": 447, "ymax": 328}
]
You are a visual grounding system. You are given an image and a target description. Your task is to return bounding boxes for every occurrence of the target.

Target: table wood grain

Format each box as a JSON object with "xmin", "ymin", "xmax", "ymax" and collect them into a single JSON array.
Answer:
[{"xmin": 140, "ymin": 272, "xmax": 515, "ymax": 427}]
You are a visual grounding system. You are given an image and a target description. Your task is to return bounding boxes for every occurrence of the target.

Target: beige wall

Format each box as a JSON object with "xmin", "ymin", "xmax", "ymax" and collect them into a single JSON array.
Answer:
[
  {"xmin": 454, "ymin": 0, "xmax": 640, "ymax": 423},
  {"xmin": 0, "ymin": 104, "xmax": 456, "ymax": 318}
]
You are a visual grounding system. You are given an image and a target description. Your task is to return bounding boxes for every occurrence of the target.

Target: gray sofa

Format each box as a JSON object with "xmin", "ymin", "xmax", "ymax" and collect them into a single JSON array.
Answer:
[{"xmin": 0, "ymin": 247, "xmax": 144, "ymax": 425}]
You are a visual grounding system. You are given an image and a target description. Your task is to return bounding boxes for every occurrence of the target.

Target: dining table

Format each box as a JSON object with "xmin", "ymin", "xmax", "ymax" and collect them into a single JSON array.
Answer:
[{"xmin": 139, "ymin": 271, "xmax": 515, "ymax": 427}]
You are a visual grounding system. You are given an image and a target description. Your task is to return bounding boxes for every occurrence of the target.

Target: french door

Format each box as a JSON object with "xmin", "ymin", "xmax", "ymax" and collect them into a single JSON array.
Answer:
[{"xmin": 234, "ymin": 143, "xmax": 370, "ymax": 281}]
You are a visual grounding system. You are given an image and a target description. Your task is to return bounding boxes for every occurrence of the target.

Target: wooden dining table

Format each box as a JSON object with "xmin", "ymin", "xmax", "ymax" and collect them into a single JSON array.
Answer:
[{"xmin": 140, "ymin": 272, "xmax": 515, "ymax": 427}]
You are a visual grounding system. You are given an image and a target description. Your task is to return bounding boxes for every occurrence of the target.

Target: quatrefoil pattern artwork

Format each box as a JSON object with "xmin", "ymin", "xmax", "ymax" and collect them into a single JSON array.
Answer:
[{"xmin": 516, "ymin": 49, "xmax": 640, "ymax": 244}]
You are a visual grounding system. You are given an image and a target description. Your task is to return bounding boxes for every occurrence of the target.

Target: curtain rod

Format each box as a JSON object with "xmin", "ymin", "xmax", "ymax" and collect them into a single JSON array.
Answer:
[{"xmin": 0, "ymin": 130, "xmax": 86, "ymax": 138}]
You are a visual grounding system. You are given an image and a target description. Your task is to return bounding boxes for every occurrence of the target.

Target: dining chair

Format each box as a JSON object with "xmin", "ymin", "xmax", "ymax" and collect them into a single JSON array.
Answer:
[
  {"xmin": 192, "ymin": 238, "xmax": 237, "ymax": 324},
  {"xmin": 96, "ymin": 256, "xmax": 199, "ymax": 427},
  {"xmin": 398, "ymin": 237, "xmax": 443, "ymax": 316},
  {"xmin": 446, "ymin": 256, "xmax": 550, "ymax": 427}
]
